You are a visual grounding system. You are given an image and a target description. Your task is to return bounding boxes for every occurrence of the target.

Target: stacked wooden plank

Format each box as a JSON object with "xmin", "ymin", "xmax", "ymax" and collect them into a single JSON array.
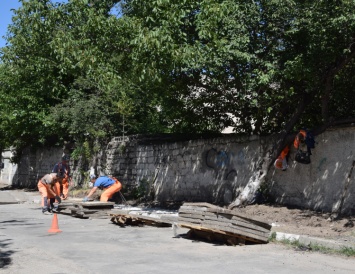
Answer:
[
  {"xmin": 178, "ymin": 202, "xmax": 271, "ymax": 244},
  {"xmin": 58, "ymin": 201, "xmax": 114, "ymax": 219},
  {"xmin": 110, "ymin": 208, "xmax": 177, "ymax": 227}
]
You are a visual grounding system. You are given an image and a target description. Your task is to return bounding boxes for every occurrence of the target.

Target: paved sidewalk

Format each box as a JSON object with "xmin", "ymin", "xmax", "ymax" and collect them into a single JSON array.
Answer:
[
  {"xmin": 0, "ymin": 189, "xmax": 41, "ymax": 204},
  {"xmin": 1, "ymin": 189, "xmax": 354, "ymax": 251}
]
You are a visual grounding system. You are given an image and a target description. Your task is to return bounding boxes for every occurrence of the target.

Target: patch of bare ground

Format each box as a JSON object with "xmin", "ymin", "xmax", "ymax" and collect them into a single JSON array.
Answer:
[{"xmin": 234, "ymin": 204, "xmax": 355, "ymax": 240}]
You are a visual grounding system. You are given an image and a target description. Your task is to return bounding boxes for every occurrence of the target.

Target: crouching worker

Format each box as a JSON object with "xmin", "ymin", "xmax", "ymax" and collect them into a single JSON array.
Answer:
[
  {"xmin": 83, "ymin": 175, "xmax": 122, "ymax": 202},
  {"xmin": 37, "ymin": 173, "xmax": 62, "ymax": 215}
]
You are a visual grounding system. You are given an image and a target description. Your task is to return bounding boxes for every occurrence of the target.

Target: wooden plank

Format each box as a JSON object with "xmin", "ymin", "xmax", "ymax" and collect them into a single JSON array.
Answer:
[
  {"xmin": 178, "ymin": 216, "xmax": 270, "ymax": 241},
  {"xmin": 181, "ymin": 202, "xmax": 220, "ymax": 209},
  {"xmin": 187, "ymin": 229, "xmax": 246, "ymax": 246},
  {"xmin": 179, "ymin": 203, "xmax": 271, "ymax": 230},
  {"xmin": 179, "ymin": 222, "xmax": 268, "ymax": 244},
  {"xmin": 178, "ymin": 215, "xmax": 269, "ymax": 238},
  {"xmin": 179, "ymin": 211, "xmax": 269, "ymax": 230},
  {"xmin": 111, "ymin": 215, "xmax": 143, "ymax": 226},
  {"xmin": 81, "ymin": 201, "xmax": 115, "ymax": 207},
  {"xmin": 160, "ymin": 214, "xmax": 179, "ymax": 224},
  {"xmin": 57, "ymin": 202, "xmax": 75, "ymax": 208},
  {"xmin": 110, "ymin": 213, "xmax": 172, "ymax": 227},
  {"xmin": 179, "ymin": 208, "xmax": 271, "ymax": 230},
  {"xmin": 178, "ymin": 217, "xmax": 269, "ymax": 242},
  {"xmin": 179, "ymin": 210, "xmax": 270, "ymax": 233},
  {"xmin": 81, "ymin": 202, "xmax": 114, "ymax": 210}
]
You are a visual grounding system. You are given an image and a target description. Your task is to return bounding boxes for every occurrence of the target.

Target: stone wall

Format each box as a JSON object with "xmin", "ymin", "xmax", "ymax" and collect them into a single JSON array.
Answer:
[
  {"xmin": 101, "ymin": 134, "xmax": 266, "ymax": 205},
  {"xmin": 13, "ymin": 147, "xmax": 63, "ymax": 188},
  {"xmin": 268, "ymin": 127, "xmax": 355, "ymax": 215},
  {"xmin": 2, "ymin": 126, "xmax": 355, "ymax": 215},
  {"xmin": 99, "ymin": 127, "xmax": 355, "ymax": 215}
]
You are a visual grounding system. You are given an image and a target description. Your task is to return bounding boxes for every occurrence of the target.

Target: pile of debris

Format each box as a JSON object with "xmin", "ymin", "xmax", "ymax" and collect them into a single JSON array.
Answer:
[
  {"xmin": 58, "ymin": 200, "xmax": 271, "ymax": 246},
  {"xmin": 110, "ymin": 207, "xmax": 178, "ymax": 227},
  {"xmin": 178, "ymin": 202, "xmax": 271, "ymax": 245},
  {"xmin": 58, "ymin": 201, "xmax": 114, "ymax": 218}
]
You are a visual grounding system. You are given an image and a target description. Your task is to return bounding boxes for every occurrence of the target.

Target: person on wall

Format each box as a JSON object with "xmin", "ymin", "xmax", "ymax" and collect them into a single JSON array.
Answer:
[
  {"xmin": 293, "ymin": 129, "xmax": 315, "ymax": 164},
  {"xmin": 294, "ymin": 129, "xmax": 315, "ymax": 155},
  {"xmin": 38, "ymin": 173, "xmax": 63, "ymax": 214},
  {"xmin": 52, "ymin": 155, "xmax": 72, "ymax": 200},
  {"xmin": 274, "ymin": 146, "xmax": 290, "ymax": 171},
  {"xmin": 82, "ymin": 175, "xmax": 122, "ymax": 202}
]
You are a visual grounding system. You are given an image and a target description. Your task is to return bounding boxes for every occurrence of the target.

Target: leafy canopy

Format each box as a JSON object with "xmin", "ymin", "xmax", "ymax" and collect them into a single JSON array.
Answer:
[{"xmin": 0, "ymin": 0, "xmax": 355, "ymax": 160}]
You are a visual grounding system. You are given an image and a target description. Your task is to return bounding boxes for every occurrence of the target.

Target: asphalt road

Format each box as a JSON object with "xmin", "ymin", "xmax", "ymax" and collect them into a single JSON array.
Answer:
[{"xmin": 1, "ymin": 202, "xmax": 355, "ymax": 274}]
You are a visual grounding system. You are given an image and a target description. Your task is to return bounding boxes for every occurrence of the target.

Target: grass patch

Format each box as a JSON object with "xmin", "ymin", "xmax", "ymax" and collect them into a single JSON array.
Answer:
[{"xmin": 269, "ymin": 232, "xmax": 355, "ymax": 257}]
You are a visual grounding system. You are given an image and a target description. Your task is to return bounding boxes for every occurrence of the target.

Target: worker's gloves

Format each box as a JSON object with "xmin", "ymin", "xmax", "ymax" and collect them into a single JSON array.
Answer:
[
  {"xmin": 55, "ymin": 195, "xmax": 62, "ymax": 204},
  {"xmin": 82, "ymin": 196, "xmax": 89, "ymax": 202}
]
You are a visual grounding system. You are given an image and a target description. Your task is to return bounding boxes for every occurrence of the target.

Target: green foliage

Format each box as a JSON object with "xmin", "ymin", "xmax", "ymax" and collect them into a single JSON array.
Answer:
[
  {"xmin": 70, "ymin": 141, "xmax": 92, "ymax": 161},
  {"xmin": 124, "ymin": 0, "xmax": 355, "ymax": 134},
  {"xmin": 1, "ymin": 0, "xmax": 355, "ymax": 160},
  {"xmin": 131, "ymin": 178, "xmax": 149, "ymax": 200}
]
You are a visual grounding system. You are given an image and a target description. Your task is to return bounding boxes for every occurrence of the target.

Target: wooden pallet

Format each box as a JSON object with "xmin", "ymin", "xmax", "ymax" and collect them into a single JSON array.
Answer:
[
  {"xmin": 178, "ymin": 203, "xmax": 271, "ymax": 244},
  {"xmin": 186, "ymin": 227, "xmax": 247, "ymax": 246}
]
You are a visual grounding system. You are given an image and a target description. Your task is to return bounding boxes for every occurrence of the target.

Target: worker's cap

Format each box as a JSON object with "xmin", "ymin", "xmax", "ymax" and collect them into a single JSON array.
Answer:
[
  {"xmin": 89, "ymin": 174, "xmax": 96, "ymax": 180},
  {"xmin": 62, "ymin": 155, "xmax": 70, "ymax": 161}
]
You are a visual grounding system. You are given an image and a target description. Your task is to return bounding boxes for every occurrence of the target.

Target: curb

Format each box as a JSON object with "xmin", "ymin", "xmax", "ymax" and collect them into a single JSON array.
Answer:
[{"xmin": 275, "ymin": 232, "xmax": 355, "ymax": 251}]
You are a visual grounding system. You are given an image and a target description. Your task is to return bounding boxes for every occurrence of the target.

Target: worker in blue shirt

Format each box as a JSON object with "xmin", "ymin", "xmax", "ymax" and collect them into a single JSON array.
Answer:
[{"xmin": 83, "ymin": 175, "xmax": 122, "ymax": 202}]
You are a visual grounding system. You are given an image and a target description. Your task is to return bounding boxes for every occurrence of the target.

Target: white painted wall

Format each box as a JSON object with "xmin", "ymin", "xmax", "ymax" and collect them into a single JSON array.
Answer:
[{"xmin": 0, "ymin": 149, "xmax": 18, "ymax": 186}]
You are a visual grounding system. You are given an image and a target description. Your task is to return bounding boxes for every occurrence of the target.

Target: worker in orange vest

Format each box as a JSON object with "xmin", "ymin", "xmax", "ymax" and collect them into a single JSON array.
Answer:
[
  {"xmin": 37, "ymin": 173, "xmax": 63, "ymax": 214},
  {"xmin": 83, "ymin": 175, "xmax": 122, "ymax": 202},
  {"xmin": 52, "ymin": 155, "xmax": 72, "ymax": 200},
  {"xmin": 274, "ymin": 146, "xmax": 290, "ymax": 171},
  {"xmin": 294, "ymin": 129, "xmax": 307, "ymax": 150}
]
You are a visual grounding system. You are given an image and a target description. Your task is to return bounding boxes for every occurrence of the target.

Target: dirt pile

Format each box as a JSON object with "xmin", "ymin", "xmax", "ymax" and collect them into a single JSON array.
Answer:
[{"xmin": 234, "ymin": 204, "xmax": 355, "ymax": 240}]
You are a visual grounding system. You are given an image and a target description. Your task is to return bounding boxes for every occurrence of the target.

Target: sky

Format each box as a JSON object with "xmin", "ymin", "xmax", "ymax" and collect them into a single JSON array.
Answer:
[
  {"xmin": 0, "ymin": 1, "xmax": 119, "ymax": 49},
  {"xmin": 0, "ymin": 0, "xmax": 23, "ymax": 48}
]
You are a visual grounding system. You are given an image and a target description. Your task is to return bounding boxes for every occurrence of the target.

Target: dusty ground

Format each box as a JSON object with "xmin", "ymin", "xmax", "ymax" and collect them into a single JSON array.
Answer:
[{"xmin": 234, "ymin": 203, "xmax": 355, "ymax": 240}]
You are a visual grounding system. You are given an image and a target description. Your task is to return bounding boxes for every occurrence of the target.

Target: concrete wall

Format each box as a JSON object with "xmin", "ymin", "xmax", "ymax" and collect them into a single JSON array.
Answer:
[
  {"xmin": 102, "ymin": 135, "xmax": 266, "ymax": 205},
  {"xmin": 2, "ymin": 126, "xmax": 354, "ymax": 215},
  {"xmin": 1, "ymin": 147, "xmax": 63, "ymax": 188},
  {"xmin": 0, "ymin": 149, "xmax": 18, "ymax": 186},
  {"xmin": 268, "ymin": 127, "xmax": 355, "ymax": 215},
  {"xmin": 101, "ymin": 127, "xmax": 355, "ymax": 215}
]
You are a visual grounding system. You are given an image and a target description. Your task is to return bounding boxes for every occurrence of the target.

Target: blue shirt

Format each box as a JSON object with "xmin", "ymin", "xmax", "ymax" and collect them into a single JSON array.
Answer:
[
  {"xmin": 94, "ymin": 176, "xmax": 115, "ymax": 189},
  {"xmin": 52, "ymin": 162, "xmax": 70, "ymax": 177}
]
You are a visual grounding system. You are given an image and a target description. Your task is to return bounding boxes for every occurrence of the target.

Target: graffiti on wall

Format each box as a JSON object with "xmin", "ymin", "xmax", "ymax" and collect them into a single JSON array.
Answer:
[{"xmin": 205, "ymin": 148, "xmax": 245, "ymax": 180}]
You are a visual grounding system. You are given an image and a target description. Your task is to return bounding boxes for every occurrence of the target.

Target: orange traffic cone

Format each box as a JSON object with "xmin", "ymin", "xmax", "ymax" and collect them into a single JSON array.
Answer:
[{"xmin": 48, "ymin": 213, "xmax": 62, "ymax": 233}]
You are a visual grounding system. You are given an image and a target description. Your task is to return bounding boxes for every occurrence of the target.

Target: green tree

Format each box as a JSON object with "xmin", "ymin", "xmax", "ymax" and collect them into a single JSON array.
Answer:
[
  {"xmin": 1, "ymin": 0, "xmax": 355, "ymax": 205},
  {"xmin": 0, "ymin": 0, "xmax": 131, "ymax": 158},
  {"xmin": 122, "ymin": 0, "xmax": 355, "ymax": 205}
]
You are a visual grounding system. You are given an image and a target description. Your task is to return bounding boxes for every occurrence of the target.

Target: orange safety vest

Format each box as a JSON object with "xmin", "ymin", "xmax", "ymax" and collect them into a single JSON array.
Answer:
[{"xmin": 294, "ymin": 130, "xmax": 307, "ymax": 149}]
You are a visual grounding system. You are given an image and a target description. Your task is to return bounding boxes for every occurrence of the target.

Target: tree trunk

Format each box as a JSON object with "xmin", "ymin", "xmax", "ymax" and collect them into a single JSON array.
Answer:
[{"xmin": 228, "ymin": 95, "xmax": 311, "ymax": 209}]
